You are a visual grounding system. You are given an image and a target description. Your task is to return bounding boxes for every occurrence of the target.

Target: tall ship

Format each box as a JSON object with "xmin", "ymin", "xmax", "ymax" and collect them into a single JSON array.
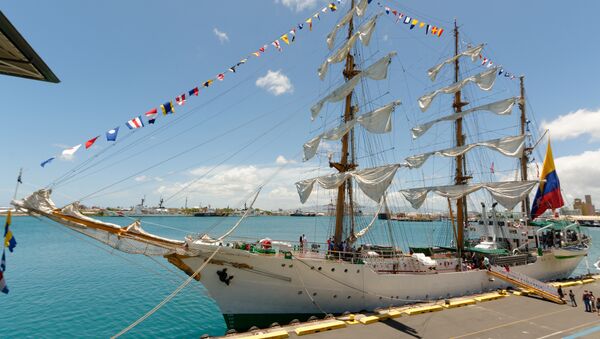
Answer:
[{"xmin": 11, "ymin": 0, "xmax": 590, "ymax": 332}]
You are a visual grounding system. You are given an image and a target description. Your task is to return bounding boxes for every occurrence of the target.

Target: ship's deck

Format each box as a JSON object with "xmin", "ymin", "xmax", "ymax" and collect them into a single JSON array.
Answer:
[{"xmin": 218, "ymin": 275, "xmax": 600, "ymax": 339}]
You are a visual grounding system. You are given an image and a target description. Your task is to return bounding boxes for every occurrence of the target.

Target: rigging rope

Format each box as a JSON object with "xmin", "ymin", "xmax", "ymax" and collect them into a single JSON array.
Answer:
[{"xmin": 112, "ymin": 246, "xmax": 221, "ymax": 339}]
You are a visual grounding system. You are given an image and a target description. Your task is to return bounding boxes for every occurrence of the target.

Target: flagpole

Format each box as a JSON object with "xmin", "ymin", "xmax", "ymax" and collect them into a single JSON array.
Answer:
[{"xmin": 12, "ymin": 168, "xmax": 22, "ymax": 201}]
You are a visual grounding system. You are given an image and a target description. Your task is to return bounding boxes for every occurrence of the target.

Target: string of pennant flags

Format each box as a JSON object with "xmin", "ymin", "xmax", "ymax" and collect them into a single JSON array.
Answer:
[
  {"xmin": 40, "ymin": 1, "xmax": 344, "ymax": 168},
  {"xmin": 479, "ymin": 53, "xmax": 518, "ymax": 80},
  {"xmin": 379, "ymin": 3, "xmax": 445, "ymax": 37}
]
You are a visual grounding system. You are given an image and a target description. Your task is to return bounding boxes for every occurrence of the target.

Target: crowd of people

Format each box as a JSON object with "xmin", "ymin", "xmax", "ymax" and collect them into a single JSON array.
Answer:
[{"xmin": 559, "ymin": 286, "xmax": 600, "ymax": 314}]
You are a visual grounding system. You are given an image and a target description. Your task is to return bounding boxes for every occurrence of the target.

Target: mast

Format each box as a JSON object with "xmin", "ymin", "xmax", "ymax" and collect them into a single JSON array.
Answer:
[
  {"xmin": 330, "ymin": 0, "xmax": 359, "ymax": 246},
  {"xmin": 452, "ymin": 20, "xmax": 469, "ymax": 257},
  {"xmin": 519, "ymin": 76, "xmax": 531, "ymax": 219}
]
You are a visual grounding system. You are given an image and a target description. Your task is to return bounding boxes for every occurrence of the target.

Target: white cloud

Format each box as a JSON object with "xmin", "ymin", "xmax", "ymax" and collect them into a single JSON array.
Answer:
[
  {"xmin": 156, "ymin": 163, "xmax": 329, "ymax": 209},
  {"xmin": 256, "ymin": 70, "xmax": 294, "ymax": 96},
  {"xmin": 275, "ymin": 155, "xmax": 297, "ymax": 165},
  {"xmin": 554, "ymin": 148, "xmax": 600, "ymax": 203},
  {"xmin": 383, "ymin": 34, "xmax": 389, "ymax": 42},
  {"xmin": 275, "ymin": 0, "xmax": 319, "ymax": 12},
  {"xmin": 134, "ymin": 175, "xmax": 163, "ymax": 183},
  {"xmin": 541, "ymin": 108, "xmax": 600, "ymax": 141},
  {"xmin": 213, "ymin": 27, "xmax": 229, "ymax": 44}
]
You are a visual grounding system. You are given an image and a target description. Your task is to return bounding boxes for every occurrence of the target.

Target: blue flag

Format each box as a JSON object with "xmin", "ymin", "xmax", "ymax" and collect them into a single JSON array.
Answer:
[
  {"xmin": 106, "ymin": 127, "xmax": 119, "ymax": 142},
  {"xmin": 40, "ymin": 157, "xmax": 55, "ymax": 168}
]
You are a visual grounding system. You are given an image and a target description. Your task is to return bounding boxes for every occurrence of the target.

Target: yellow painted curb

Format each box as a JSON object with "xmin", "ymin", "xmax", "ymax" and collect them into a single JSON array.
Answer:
[
  {"xmin": 359, "ymin": 315, "xmax": 380, "ymax": 325},
  {"xmin": 294, "ymin": 320, "xmax": 346, "ymax": 336},
  {"xmin": 236, "ymin": 330, "xmax": 289, "ymax": 339},
  {"xmin": 442, "ymin": 299, "xmax": 476, "ymax": 309},
  {"xmin": 387, "ymin": 310, "xmax": 403, "ymax": 318},
  {"xmin": 474, "ymin": 293, "xmax": 506, "ymax": 302},
  {"xmin": 582, "ymin": 278, "xmax": 595, "ymax": 284},
  {"xmin": 402, "ymin": 305, "xmax": 444, "ymax": 315}
]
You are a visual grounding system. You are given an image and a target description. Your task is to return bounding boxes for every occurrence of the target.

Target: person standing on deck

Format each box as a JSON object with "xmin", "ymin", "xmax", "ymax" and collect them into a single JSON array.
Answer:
[
  {"xmin": 569, "ymin": 290, "xmax": 577, "ymax": 307},
  {"xmin": 591, "ymin": 292, "xmax": 597, "ymax": 312},
  {"xmin": 596, "ymin": 297, "xmax": 600, "ymax": 315},
  {"xmin": 299, "ymin": 234, "xmax": 304, "ymax": 252}
]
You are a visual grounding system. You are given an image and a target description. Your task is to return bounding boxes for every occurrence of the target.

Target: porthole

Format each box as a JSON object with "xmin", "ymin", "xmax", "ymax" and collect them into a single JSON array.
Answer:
[
  {"xmin": 318, "ymin": 267, "xmax": 322, "ymax": 271},
  {"xmin": 298, "ymin": 291, "xmax": 303, "ymax": 295},
  {"xmin": 347, "ymin": 296, "xmax": 351, "ymax": 299},
  {"xmin": 311, "ymin": 266, "xmax": 315, "ymax": 270},
  {"xmin": 331, "ymin": 268, "xmax": 335, "ymax": 272},
  {"xmin": 356, "ymin": 269, "xmax": 360, "ymax": 273},
  {"xmin": 333, "ymin": 295, "xmax": 337, "ymax": 298},
  {"xmin": 344, "ymin": 269, "xmax": 348, "ymax": 273},
  {"xmin": 281, "ymin": 264, "xmax": 285, "ymax": 267},
  {"xmin": 313, "ymin": 292, "xmax": 317, "ymax": 296},
  {"xmin": 289, "ymin": 264, "xmax": 293, "ymax": 268}
]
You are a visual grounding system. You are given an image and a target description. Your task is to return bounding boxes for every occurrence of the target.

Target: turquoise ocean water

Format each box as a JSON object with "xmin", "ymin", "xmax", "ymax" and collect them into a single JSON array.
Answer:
[{"xmin": 2, "ymin": 215, "xmax": 600, "ymax": 338}]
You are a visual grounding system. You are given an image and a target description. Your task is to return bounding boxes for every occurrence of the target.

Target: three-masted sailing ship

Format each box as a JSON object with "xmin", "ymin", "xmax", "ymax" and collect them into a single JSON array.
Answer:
[{"xmin": 12, "ymin": 0, "xmax": 590, "ymax": 332}]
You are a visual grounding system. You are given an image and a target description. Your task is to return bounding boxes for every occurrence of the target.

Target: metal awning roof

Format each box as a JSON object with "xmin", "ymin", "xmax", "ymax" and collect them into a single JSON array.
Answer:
[{"xmin": 0, "ymin": 10, "xmax": 59, "ymax": 83}]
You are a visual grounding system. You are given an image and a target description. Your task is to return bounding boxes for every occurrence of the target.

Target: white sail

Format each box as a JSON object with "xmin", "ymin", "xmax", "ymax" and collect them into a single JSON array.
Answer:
[
  {"xmin": 418, "ymin": 67, "xmax": 498, "ymax": 112},
  {"xmin": 303, "ymin": 100, "xmax": 400, "ymax": 161},
  {"xmin": 427, "ymin": 44, "xmax": 485, "ymax": 82},
  {"xmin": 400, "ymin": 180, "xmax": 539, "ymax": 210},
  {"xmin": 311, "ymin": 52, "xmax": 396, "ymax": 120},
  {"xmin": 319, "ymin": 14, "xmax": 380, "ymax": 80},
  {"xmin": 325, "ymin": 0, "xmax": 370, "ymax": 50},
  {"xmin": 326, "ymin": 6, "xmax": 354, "ymax": 50},
  {"xmin": 411, "ymin": 97, "xmax": 516, "ymax": 139},
  {"xmin": 296, "ymin": 164, "xmax": 400, "ymax": 203},
  {"xmin": 404, "ymin": 134, "xmax": 525, "ymax": 169},
  {"xmin": 354, "ymin": 196, "xmax": 385, "ymax": 240},
  {"xmin": 354, "ymin": 0, "xmax": 369, "ymax": 17}
]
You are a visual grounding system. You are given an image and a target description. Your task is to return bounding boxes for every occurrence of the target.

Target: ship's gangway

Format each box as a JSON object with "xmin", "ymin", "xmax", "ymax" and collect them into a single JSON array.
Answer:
[{"xmin": 487, "ymin": 265, "xmax": 565, "ymax": 304}]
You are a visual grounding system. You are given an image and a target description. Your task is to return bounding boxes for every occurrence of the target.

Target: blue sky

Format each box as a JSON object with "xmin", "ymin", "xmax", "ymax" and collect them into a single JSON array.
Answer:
[{"xmin": 2, "ymin": 0, "xmax": 600, "ymax": 211}]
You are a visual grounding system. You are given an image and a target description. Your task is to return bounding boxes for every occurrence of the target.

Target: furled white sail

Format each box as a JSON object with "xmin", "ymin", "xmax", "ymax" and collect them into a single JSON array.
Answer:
[
  {"xmin": 418, "ymin": 67, "xmax": 498, "ymax": 112},
  {"xmin": 311, "ymin": 52, "xmax": 396, "ymax": 120},
  {"xmin": 411, "ymin": 97, "xmax": 516, "ymax": 139},
  {"xmin": 355, "ymin": 0, "xmax": 369, "ymax": 17},
  {"xmin": 404, "ymin": 134, "xmax": 525, "ymax": 168},
  {"xmin": 326, "ymin": 7, "xmax": 354, "ymax": 50},
  {"xmin": 304, "ymin": 100, "xmax": 400, "ymax": 161},
  {"xmin": 427, "ymin": 44, "xmax": 485, "ymax": 82},
  {"xmin": 354, "ymin": 195, "xmax": 385, "ymax": 240},
  {"xmin": 319, "ymin": 14, "xmax": 380, "ymax": 80},
  {"xmin": 400, "ymin": 181, "xmax": 538, "ymax": 210},
  {"xmin": 325, "ymin": 0, "xmax": 370, "ymax": 50},
  {"xmin": 296, "ymin": 164, "xmax": 400, "ymax": 203}
]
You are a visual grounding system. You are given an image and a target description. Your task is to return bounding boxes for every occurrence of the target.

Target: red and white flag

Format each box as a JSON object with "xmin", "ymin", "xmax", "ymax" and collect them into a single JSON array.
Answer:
[
  {"xmin": 217, "ymin": 73, "xmax": 225, "ymax": 81},
  {"xmin": 145, "ymin": 108, "xmax": 158, "ymax": 124},
  {"xmin": 126, "ymin": 116, "xmax": 144, "ymax": 129},
  {"xmin": 176, "ymin": 94, "xmax": 186, "ymax": 106}
]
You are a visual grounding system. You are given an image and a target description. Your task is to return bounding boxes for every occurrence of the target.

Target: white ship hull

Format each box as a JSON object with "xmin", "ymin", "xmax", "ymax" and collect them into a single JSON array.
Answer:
[{"xmin": 178, "ymin": 244, "xmax": 584, "ymax": 330}]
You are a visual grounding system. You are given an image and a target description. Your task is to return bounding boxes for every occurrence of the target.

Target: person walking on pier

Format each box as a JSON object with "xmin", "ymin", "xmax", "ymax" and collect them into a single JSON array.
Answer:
[
  {"xmin": 569, "ymin": 290, "xmax": 577, "ymax": 307},
  {"xmin": 557, "ymin": 286, "xmax": 564, "ymax": 301},
  {"xmin": 591, "ymin": 292, "xmax": 597, "ymax": 312},
  {"xmin": 596, "ymin": 296, "xmax": 600, "ymax": 315}
]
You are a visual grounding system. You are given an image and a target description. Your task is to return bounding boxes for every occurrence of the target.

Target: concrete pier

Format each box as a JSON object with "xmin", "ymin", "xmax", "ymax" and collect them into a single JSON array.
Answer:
[{"xmin": 221, "ymin": 276, "xmax": 600, "ymax": 339}]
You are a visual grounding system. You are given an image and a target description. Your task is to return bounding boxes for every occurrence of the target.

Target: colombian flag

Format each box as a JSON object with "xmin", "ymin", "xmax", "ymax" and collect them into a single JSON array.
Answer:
[
  {"xmin": 4, "ymin": 211, "xmax": 16, "ymax": 252},
  {"xmin": 531, "ymin": 141, "xmax": 564, "ymax": 219}
]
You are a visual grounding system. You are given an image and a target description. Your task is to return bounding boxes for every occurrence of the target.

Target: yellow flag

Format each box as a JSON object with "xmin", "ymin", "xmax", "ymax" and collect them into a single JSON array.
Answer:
[
  {"xmin": 306, "ymin": 18, "xmax": 312, "ymax": 31},
  {"xmin": 419, "ymin": 22, "xmax": 425, "ymax": 28},
  {"xmin": 281, "ymin": 34, "xmax": 290, "ymax": 45}
]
